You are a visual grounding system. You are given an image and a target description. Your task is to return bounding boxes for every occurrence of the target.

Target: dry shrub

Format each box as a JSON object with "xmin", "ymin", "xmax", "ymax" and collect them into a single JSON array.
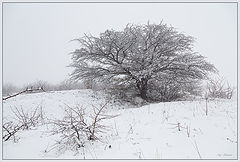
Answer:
[
  {"xmin": 48, "ymin": 102, "xmax": 118, "ymax": 153},
  {"xmin": 3, "ymin": 106, "xmax": 44, "ymax": 142},
  {"xmin": 207, "ymin": 78, "xmax": 234, "ymax": 99}
]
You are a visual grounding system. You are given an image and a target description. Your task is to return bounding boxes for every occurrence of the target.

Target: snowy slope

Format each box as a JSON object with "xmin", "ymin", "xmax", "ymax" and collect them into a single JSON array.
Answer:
[{"xmin": 2, "ymin": 89, "xmax": 237, "ymax": 159}]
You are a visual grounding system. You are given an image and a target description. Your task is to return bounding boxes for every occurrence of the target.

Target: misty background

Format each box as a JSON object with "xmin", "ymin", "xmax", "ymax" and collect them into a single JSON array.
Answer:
[{"xmin": 3, "ymin": 3, "xmax": 237, "ymax": 88}]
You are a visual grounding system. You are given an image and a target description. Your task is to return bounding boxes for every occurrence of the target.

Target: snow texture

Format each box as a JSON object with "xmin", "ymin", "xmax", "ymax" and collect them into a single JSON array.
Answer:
[{"xmin": 2, "ymin": 89, "xmax": 237, "ymax": 159}]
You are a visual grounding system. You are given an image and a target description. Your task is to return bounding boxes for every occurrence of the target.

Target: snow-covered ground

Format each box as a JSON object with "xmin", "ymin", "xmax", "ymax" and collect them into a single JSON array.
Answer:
[{"xmin": 2, "ymin": 89, "xmax": 237, "ymax": 159}]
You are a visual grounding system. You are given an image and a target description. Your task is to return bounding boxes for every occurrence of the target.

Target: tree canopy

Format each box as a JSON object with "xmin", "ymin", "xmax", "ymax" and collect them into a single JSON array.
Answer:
[{"xmin": 70, "ymin": 22, "xmax": 217, "ymax": 101}]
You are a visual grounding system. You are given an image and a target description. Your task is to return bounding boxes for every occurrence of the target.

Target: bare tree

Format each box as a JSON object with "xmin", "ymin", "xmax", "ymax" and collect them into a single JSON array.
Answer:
[{"xmin": 70, "ymin": 22, "xmax": 217, "ymax": 101}]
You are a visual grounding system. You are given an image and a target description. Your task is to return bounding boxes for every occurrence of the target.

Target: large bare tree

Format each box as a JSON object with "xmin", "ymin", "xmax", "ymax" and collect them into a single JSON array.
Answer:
[{"xmin": 70, "ymin": 22, "xmax": 217, "ymax": 101}]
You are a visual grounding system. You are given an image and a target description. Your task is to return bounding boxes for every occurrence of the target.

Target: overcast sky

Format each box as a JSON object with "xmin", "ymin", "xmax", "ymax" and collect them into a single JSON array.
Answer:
[{"xmin": 3, "ymin": 2, "xmax": 237, "ymax": 87}]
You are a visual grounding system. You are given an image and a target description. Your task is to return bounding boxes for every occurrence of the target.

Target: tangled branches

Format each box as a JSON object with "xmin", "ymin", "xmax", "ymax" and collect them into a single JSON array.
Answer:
[
  {"xmin": 48, "ymin": 102, "xmax": 118, "ymax": 152},
  {"xmin": 3, "ymin": 106, "xmax": 44, "ymax": 142}
]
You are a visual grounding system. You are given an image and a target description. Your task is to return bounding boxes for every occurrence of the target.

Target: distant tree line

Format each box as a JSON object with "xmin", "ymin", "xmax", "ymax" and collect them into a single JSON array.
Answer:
[{"xmin": 2, "ymin": 80, "xmax": 87, "ymax": 97}]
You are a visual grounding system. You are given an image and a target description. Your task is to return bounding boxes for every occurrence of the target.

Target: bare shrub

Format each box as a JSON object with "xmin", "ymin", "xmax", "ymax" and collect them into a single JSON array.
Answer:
[
  {"xmin": 148, "ymin": 81, "xmax": 183, "ymax": 102},
  {"xmin": 148, "ymin": 79, "xmax": 203, "ymax": 102},
  {"xmin": 2, "ymin": 121, "xmax": 23, "ymax": 142},
  {"xmin": 88, "ymin": 102, "xmax": 118, "ymax": 140},
  {"xmin": 207, "ymin": 78, "xmax": 234, "ymax": 99},
  {"xmin": 48, "ymin": 102, "xmax": 118, "ymax": 153},
  {"xmin": 49, "ymin": 105, "xmax": 87, "ymax": 151},
  {"xmin": 11, "ymin": 106, "xmax": 44, "ymax": 129},
  {"xmin": 3, "ymin": 106, "xmax": 44, "ymax": 141}
]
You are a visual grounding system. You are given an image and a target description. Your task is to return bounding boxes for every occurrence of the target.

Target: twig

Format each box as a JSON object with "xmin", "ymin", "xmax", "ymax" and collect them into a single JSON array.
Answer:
[
  {"xmin": 192, "ymin": 139, "xmax": 202, "ymax": 159},
  {"xmin": 186, "ymin": 125, "xmax": 190, "ymax": 137}
]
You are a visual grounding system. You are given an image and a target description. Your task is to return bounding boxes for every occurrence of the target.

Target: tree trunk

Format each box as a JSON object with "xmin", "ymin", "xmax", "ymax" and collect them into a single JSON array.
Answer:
[
  {"xmin": 137, "ymin": 78, "xmax": 148, "ymax": 101},
  {"xmin": 140, "ymin": 87, "xmax": 148, "ymax": 100}
]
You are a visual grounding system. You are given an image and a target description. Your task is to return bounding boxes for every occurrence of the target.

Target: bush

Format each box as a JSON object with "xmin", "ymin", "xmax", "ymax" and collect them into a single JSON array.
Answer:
[
  {"xmin": 3, "ymin": 106, "xmax": 44, "ymax": 141},
  {"xmin": 206, "ymin": 78, "xmax": 234, "ymax": 99},
  {"xmin": 48, "ymin": 102, "xmax": 118, "ymax": 153},
  {"xmin": 147, "ymin": 79, "xmax": 203, "ymax": 102}
]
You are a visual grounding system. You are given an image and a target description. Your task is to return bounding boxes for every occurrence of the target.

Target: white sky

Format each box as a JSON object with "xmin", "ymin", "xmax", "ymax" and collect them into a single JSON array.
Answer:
[{"xmin": 3, "ymin": 3, "xmax": 237, "ymax": 87}]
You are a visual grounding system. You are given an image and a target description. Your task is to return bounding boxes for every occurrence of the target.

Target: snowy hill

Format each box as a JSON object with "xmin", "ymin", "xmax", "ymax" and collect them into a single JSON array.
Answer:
[{"xmin": 2, "ymin": 89, "xmax": 237, "ymax": 159}]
